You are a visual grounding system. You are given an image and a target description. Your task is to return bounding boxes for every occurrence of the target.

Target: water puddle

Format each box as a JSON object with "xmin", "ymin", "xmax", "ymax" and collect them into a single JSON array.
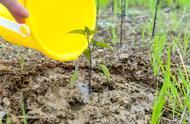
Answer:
[{"xmin": 76, "ymin": 82, "xmax": 90, "ymax": 103}]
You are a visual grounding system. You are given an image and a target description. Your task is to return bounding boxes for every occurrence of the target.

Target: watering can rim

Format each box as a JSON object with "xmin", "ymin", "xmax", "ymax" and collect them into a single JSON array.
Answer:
[{"xmin": 25, "ymin": 0, "xmax": 97, "ymax": 61}]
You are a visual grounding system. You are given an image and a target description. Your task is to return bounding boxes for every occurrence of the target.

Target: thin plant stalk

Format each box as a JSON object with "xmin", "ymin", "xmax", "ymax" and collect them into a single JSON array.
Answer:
[
  {"xmin": 97, "ymin": 0, "xmax": 100, "ymax": 20},
  {"xmin": 179, "ymin": 105, "xmax": 187, "ymax": 124},
  {"xmin": 152, "ymin": 0, "xmax": 160, "ymax": 38},
  {"xmin": 112, "ymin": 0, "xmax": 114, "ymax": 15},
  {"xmin": 120, "ymin": 0, "xmax": 126, "ymax": 47},
  {"xmin": 123, "ymin": 0, "xmax": 126, "ymax": 16},
  {"xmin": 21, "ymin": 101, "xmax": 28, "ymax": 124},
  {"xmin": 87, "ymin": 36, "xmax": 92, "ymax": 94}
]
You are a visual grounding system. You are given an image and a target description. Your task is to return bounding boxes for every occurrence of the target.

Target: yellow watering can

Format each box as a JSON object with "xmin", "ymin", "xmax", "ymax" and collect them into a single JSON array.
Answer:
[{"xmin": 0, "ymin": 0, "xmax": 96, "ymax": 61}]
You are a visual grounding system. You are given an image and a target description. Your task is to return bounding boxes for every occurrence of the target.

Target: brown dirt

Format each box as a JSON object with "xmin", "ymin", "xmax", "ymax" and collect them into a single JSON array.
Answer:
[{"xmin": 0, "ymin": 44, "xmax": 157, "ymax": 124}]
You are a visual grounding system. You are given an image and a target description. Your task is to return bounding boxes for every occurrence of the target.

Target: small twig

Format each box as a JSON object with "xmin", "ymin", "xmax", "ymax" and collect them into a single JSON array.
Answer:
[
  {"xmin": 152, "ymin": 0, "xmax": 160, "ymax": 38},
  {"xmin": 177, "ymin": 47, "xmax": 189, "ymax": 81}
]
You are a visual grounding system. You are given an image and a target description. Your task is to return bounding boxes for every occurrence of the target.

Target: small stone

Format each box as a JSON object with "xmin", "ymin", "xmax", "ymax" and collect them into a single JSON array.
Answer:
[{"xmin": 2, "ymin": 97, "xmax": 10, "ymax": 107}]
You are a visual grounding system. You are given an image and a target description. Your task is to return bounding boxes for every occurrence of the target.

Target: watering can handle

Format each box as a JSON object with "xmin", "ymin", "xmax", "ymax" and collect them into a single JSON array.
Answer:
[{"xmin": 0, "ymin": 16, "xmax": 30, "ymax": 37}]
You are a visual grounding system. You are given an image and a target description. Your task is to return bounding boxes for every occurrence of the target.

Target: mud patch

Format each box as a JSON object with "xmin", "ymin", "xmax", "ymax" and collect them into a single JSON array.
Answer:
[{"xmin": 0, "ymin": 50, "xmax": 157, "ymax": 124}]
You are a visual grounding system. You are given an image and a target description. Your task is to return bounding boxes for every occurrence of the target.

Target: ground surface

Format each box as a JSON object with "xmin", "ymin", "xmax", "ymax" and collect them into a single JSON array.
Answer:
[{"xmin": 0, "ymin": 6, "xmax": 189, "ymax": 124}]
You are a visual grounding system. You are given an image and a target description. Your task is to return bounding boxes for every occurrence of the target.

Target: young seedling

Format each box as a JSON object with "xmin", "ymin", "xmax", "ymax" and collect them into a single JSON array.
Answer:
[
  {"xmin": 99, "ymin": 64, "xmax": 111, "ymax": 82},
  {"xmin": 21, "ymin": 101, "xmax": 28, "ymax": 124},
  {"xmin": 113, "ymin": 0, "xmax": 122, "ymax": 15},
  {"xmin": 180, "ymin": 33, "xmax": 190, "ymax": 57},
  {"xmin": 16, "ymin": 46, "xmax": 26, "ymax": 71},
  {"xmin": 97, "ymin": 0, "xmax": 110, "ymax": 17},
  {"xmin": 111, "ymin": 26, "xmax": 118, "ymax": 44},
  {"xmin": 69, "ymin": 27, "xmax": 112, "ymax": 93},
  {"xmin": 69, "ymin": 61, "xmax": 79, "ymax": 88}
]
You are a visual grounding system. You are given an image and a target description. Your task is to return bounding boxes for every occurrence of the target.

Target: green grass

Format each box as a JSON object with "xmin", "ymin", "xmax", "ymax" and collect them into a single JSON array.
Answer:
[
  {"xmin": 21, "ymin": 102, "xmax": 28, "ymax": 124},
  {"xmin": 6, "ymin": 114, "xmax": 11, "ymax": 124},
  {"xmin": 150, "ymin": 33, "xmax": 190, "ymax": 123}
]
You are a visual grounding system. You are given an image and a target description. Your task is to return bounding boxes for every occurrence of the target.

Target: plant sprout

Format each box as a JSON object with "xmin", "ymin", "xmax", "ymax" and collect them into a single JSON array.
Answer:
[{"xmin": 69, "ymin": 27, "xmax": 112, "ymax": 93}]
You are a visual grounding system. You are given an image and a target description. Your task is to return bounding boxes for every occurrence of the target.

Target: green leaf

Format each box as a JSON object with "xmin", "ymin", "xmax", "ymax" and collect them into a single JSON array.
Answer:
[
  {"xmin": 85, "ymin": 26, "xmax": 95, "ymax": 36},
  {"xmin": 151, "ymin": 75, "xmax": 167, "ymax": 124},
  {"xmin": 99, "ymin": 0, "xmax": 110, "ymax": 8},
  {"xmin": 83, "ymin": 48, "xmax": 91, "ymax": 61},
  {"xmin": 92, "ymin": 40, "xmax": 113, "ymax": 49},
  {"xmin": 6, "ymin": 114, "xmax": 11, "ymax": 124},
  {"xmin": 69, "ymin": 27, "xmax": 95, "ymax": 37},
  {"xmin": 21, "ymin": 102, "xmax": 28, "ymax": 124},
  {"xmin": 70, "ymin": 70, "xmax": 79, "ymax": 87},
  {"xmin": 111, "ymin": 27, "xmax": 118, "ymax": 44},
  {"xmin": 69, "ymin": 29, "xmax": 85, "ymax": 35},
  {"xmin": 99, "ymin": 64, "xmax": 111, "ymax": 81}
]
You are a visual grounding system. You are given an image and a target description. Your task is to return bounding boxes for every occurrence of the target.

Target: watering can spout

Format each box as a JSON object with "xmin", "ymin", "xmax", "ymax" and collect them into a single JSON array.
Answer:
[{"xmin": 0, "ymin": 16, "xmax": 30, "ymax": 37}]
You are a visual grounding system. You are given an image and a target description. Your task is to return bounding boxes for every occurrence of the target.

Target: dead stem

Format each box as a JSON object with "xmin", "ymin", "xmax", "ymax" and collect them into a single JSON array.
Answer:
[
  {"xmin": 177, "ymin": 47, "xmax": 189, "ymax": 81},
  {"xmin": 152, "ymin": 0, "xmax": 160, "ymax": 38},
  {"xmin": 120, "ymin": 0, "xmax": 126, "ymax": 47},
  {"xmin": 179, "ymin": 106, "xmax": 187, "ymax": 124}
]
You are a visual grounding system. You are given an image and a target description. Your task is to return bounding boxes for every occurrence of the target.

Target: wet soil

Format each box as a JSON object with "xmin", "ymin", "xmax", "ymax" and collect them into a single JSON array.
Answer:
[{"xmin": 0, "ymin": 48, "xmax": 156, "ymax": 124}]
